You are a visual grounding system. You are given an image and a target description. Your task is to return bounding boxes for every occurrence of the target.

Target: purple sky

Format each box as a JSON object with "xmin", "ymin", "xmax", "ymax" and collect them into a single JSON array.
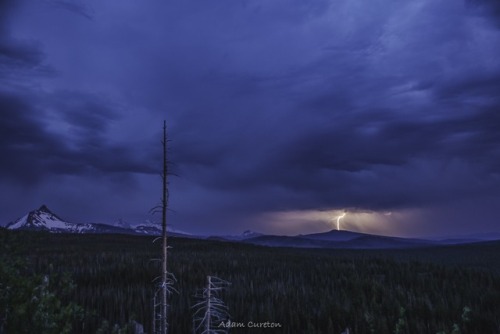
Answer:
[{"xmin": 1, "ymin": 0, "xmax": 500, "ymax": 237}]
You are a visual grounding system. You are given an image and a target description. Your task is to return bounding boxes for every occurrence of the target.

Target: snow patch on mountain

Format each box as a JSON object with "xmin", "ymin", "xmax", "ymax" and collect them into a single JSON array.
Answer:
[
  {"xmin": 6, "ymin": 205, "xmax": 96, "ymax": 233},
  {"xmin": 132, "ymin": 221, "xmax": 192, "ymax": 236},
  {"xmin": 6, "ymin": 213, "xmax": 30, "ymax": 230},
  {"xmin": 6, "ymin": 205, "xmax": 194, "ymax": 237}
]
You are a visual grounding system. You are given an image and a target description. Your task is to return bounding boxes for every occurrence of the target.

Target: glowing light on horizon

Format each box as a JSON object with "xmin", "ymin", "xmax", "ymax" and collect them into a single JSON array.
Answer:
[
  {"xmin": 262, "ymin": 208, "xmax": 414, "ymax": 236},
  {"xmin": 336, "ymin": 212, "xmax": 346, "ymax": 231}
]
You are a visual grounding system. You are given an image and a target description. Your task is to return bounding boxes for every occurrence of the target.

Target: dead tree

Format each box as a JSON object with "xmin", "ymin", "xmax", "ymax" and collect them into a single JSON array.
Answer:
[
  {"xmin": 152, "ymin": 121, "xmax": 176, "ymax": 334},
  {"xmin": 192, "ymin": 276, "xmax": 231, "ymax": 334},
  {"xmin": 152, "ymin": 272, "xmax": 177, "ymax": 333}
]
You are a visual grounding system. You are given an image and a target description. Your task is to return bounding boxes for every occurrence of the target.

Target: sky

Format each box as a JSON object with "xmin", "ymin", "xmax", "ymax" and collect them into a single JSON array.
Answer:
[{"xmin": 1, "ymin": 0, "xmax": 500, "ymax": 237}]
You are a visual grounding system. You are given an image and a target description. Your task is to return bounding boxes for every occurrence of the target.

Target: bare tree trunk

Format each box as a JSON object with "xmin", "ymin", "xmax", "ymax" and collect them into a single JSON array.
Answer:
[
  {"xmin": 152, "ymin": 294, "xmax": 156, "ymax": 334},
  {"xmin": 161, "ymin": 120, "xmax": 169, "ymax": 334},
  {"xmin": 206, "ymin": 276, "xmax": 211, "ymax": 332},
  {"xmin": 192, "ymin": 276, "xmax": 230, "ymax": 334}
]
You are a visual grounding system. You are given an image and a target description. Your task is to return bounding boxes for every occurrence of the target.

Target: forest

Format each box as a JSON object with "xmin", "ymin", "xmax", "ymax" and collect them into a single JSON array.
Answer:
[{"xmin": 1, "ymin": 229, "xmax": 500, "ymax": 334}]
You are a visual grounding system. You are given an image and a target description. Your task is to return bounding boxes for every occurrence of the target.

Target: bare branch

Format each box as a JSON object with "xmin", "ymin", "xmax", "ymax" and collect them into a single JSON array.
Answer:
[{"xmin": 192, "ymin": 276, "xmax": 231, "ymax": 334}]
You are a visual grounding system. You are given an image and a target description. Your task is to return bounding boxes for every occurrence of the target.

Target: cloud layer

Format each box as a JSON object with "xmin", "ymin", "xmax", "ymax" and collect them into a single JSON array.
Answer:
[{"xmin": 1, "ymin": 0, "xmax": 500, "ymax": 236}]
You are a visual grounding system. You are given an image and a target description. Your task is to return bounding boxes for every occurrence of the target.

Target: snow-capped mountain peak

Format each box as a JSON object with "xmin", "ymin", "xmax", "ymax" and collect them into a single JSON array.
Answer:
[
  {"xmin": 6, "ymin": 205, "xmax": 95, "ymax": 233},
  {"xmin": 5, "ymin": 206, "xmax": 194, "ymax": 237}
]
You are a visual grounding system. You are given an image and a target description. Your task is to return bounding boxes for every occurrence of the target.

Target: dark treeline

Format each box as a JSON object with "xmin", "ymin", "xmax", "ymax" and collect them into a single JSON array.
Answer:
[{"xmin": 2, "ymin": 229, "xmax": 500, "ymax": 333}]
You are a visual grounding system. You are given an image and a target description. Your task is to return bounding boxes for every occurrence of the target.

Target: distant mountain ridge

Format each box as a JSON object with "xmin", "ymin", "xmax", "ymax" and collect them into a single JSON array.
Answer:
[
  {"xmin": 7, "ymin": 206, "xmax": 500, "ymax": 249},
  {"xmin": 240, "ymin": 231, "xmax": 437, "ymax": 249},
  {"xmin": 214, "ymin": 230, "xmax": 264, "ymax": 241},
  {"xmin": 216, "ymin": 229, "xmax": 500, "ymax": 250},
  {"xmin": 6, "ymin": 205, "xmax": 97, "ymax": 233},
  {"xmin": 5, "ymin": 205, "xmax": 186, "ymax": 237}
]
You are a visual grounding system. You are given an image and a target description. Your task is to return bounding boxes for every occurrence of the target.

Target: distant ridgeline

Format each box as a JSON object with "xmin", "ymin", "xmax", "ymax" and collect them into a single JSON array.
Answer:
[
  {"xmin": 6, "ymin": 205, "xmax": 500, "ymax": 250},
  {"xmin": 5, "ymin": 205, "xmax": 175, "ymax": 236}
]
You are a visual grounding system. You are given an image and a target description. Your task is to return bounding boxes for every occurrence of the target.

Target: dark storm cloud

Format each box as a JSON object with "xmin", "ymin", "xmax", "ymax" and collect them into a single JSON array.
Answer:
[
  {"xmin": 438, "ymin": 72, "xmax": 500, "ymax": 101},
  {"xmin": 0, "ymin": 0, "xmax": 15, "ymax": 30},
  {"xmin": 51, "ymin": 91, "xmax": 118, "ymax": 140},
  {"xmin": 51, "ymin": 1, "xmax": 94, "ymax": 20},
  {"xmin": 0, "ymin": 90, "xmax": 157, "ymax": 185},
  {"xmin": 0, "ymin": 0, "xmax": 55, "ymax": 85},
  {"xmin": 0, "ymin": 38, "xmax": 44, "ymax": 68},
  {"xmin": 0, "ymin": 0, "xmax": 156, "ymax": 183},
  {"xmin": 2, "ymin": 0, "xmax": 500, "ymax": 235},
  {"xmin": 0, "ymin": 93, "xmax": 62, "ymax": 184},
  {"xmin": 178, "ymin": 99, "xmax": 500, "ymax": 213},
  {"xmin": 467, "ymin": 0, "xmax": 500, "ymax": 22}
]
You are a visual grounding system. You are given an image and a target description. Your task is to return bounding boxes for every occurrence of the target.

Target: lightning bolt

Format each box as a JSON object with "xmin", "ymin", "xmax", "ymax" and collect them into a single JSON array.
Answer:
[{"xmin": 336, "ymin": 212, "xmax": 346, "ymax": 231}]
